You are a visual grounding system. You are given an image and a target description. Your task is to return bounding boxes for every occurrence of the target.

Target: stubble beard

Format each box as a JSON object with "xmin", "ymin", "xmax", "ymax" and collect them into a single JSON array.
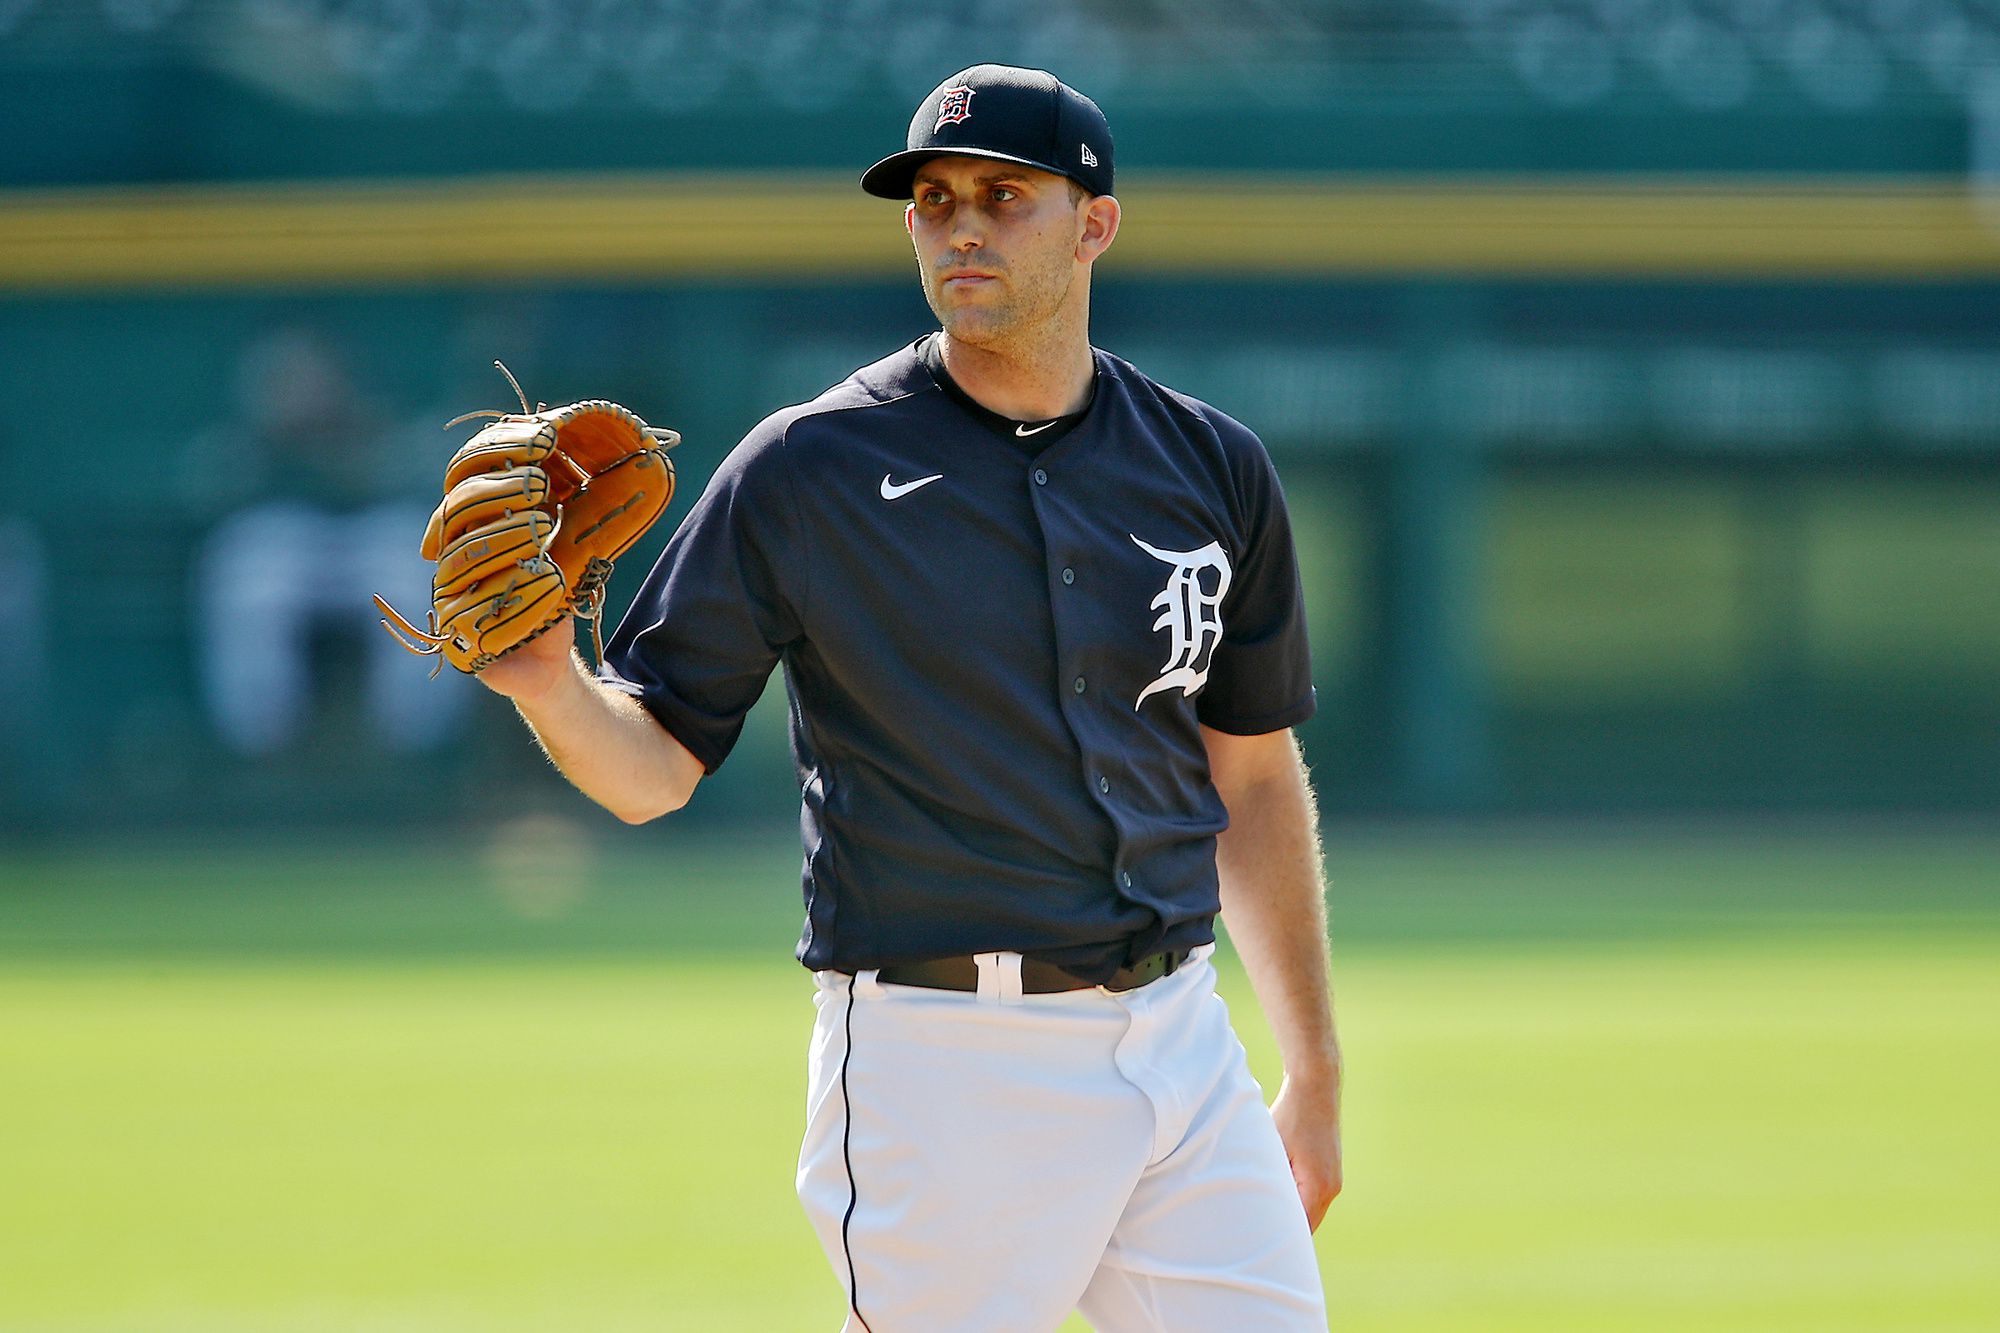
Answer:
[{"xmin": 925, "ymin": 255, "xmax": 1079, "ymax": 357}]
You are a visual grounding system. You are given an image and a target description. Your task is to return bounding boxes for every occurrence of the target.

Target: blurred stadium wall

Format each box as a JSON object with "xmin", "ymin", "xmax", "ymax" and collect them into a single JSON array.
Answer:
[{"xmin": 2, "ymin": 0, "xmax": 1996, "ymax": 831}]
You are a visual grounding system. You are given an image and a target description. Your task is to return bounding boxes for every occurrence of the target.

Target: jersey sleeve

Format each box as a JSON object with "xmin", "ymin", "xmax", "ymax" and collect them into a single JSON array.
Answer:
[
  {"xmin": 598, "ymin": 425, "xmax": 807, "ymax": 773},
  {"xmin": 1196, "ymin": 421, "xmax": 1316, "ymax": 735}
]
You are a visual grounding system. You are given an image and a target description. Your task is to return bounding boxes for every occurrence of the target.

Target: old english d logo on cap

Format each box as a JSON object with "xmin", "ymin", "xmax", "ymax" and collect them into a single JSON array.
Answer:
[
  {"xmin": 934, "ymin": 86, "xmax": 975, "ymax": 131},
  {"xmin": 860, "ymin": 64, "xmax": 1115, "ymax": 201}
]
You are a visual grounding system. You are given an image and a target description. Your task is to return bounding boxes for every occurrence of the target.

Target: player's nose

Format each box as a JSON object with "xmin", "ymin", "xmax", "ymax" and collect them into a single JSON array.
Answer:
[{"xmin": 947, "ymin": 210, "xmax": 987, "ymax": 251}]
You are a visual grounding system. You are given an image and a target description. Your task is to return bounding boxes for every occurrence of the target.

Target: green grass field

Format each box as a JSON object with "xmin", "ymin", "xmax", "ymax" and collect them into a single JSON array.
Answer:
[{"xmin": 3, "ymin": 827, "xmax": 1996, "ymax": 1332}]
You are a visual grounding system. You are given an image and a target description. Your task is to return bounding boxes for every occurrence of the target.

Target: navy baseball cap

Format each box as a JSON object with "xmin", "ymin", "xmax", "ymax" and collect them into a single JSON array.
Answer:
[{"xmin": 860, "ymin": 64, "xmax": 1114, "ymax": 201}]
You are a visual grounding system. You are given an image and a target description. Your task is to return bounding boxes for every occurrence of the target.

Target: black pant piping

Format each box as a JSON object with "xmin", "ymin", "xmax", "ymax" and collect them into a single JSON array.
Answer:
[{"xmin": 839, "ymin": 973, "xmax": 874, "ymax": 1332}]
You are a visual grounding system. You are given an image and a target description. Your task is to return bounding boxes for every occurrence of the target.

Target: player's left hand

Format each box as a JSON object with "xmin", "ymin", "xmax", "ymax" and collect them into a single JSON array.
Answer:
[
  {"xmin": 373, "ymin": 372, "xmax": 679, "ymax": 678},
  {"xmin": 1271, "ymin": 1074, "xmax": 1343, "ymax": 1231}
]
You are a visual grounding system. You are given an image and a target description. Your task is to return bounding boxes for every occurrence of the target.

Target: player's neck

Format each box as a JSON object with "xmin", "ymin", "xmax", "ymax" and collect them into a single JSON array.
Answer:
[{"xmin": 937, "ymin": 326, "xmax": 1094, "ymax": 424}]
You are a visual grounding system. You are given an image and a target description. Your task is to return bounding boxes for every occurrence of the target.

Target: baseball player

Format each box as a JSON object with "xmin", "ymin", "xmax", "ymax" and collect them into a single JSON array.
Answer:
[{"xmin": 475, "ymin": 64, "xmax": 1342, "ymax": 1331}]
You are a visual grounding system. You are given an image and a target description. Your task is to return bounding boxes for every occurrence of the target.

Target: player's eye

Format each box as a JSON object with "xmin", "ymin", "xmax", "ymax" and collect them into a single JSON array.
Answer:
[
  {"xmin": 991, "ymin": 186, "xmax": 1017, "ymax": 202},
  {"xmin": 919, "ymin": 189, "xmax": 949, "ymax": 206}
]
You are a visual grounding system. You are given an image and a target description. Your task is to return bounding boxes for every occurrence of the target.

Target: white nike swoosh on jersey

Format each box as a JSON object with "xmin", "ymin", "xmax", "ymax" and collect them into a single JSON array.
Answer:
[
  {"xmin": 1015, "ymin": 420, "xmax": 1058, "ymax": 437},
  {"xmin": 880, "ymin": 473, "xmax": 945, "ymax": 500}
]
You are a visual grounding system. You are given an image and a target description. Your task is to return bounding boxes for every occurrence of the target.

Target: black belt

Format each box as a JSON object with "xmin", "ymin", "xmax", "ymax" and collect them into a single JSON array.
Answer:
[{"xmin": 877, "ymin": 947, "xmax": 1190, "ymax": 995}]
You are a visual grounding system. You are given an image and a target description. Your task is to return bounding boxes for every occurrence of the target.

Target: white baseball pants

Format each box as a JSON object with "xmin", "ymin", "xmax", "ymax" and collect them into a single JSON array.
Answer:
[{"xmin": 796, "ymin": 946, "xmax": 1328, "ymax": 1332}]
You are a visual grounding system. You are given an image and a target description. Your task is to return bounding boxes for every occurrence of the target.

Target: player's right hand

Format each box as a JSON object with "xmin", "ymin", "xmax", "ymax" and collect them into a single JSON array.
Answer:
[{"xmin": 471, "ymin": 613, "xmax": 579, "ymax": 703}]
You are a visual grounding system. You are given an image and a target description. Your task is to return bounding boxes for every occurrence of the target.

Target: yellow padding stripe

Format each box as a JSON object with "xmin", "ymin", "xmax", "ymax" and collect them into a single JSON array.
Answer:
[
  {"xmin": 1120, "ymin": 177, "xmax": 2000, "ymax": 277},
  {"xmin": 0, "ymin": 173, "xmax": 1996, "ymax": 290}
]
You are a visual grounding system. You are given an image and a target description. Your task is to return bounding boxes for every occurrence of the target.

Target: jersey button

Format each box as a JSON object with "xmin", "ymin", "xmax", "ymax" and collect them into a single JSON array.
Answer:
[
  {"xmin": 1098, "ymin": 775, "xmax": 1110, "ymax": 794},
  {"xmin": 1073, "ymin": 676, "xmax": 1087, "ymax": 694},
  {"xmin": 1061, "ymin": 567, "xmax": 1075, "ymax": 585},
  {"xmin": 1033, "ymin": 468, "xmax": 1048, "ymax": 485},
  {"xmin": 1120, "ymin": 871, "xmax": 1133, "ymax": 888}
]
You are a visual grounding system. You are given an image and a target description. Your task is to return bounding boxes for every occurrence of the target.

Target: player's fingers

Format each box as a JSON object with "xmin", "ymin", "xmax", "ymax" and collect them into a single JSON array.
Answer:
[{"xmin": 1293, "ymin": 1159, "xmax": 1340, "ymax": 1232}]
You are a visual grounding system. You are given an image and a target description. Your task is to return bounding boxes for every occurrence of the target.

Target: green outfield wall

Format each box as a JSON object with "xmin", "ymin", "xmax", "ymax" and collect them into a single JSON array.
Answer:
[{"xmin": 3, "ymin": 268, "xmax": 1994, "ymax": 830}]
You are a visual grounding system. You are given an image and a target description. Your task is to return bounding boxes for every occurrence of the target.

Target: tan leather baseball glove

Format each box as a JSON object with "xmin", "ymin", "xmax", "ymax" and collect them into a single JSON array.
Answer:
[{"xmin": 375, "ymin": 367, "xmax": 679, "ymax": 675}]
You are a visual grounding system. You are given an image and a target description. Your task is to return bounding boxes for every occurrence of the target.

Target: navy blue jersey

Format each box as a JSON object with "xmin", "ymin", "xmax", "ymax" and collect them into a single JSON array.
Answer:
[{"xmin": 601, "ymin": 338, "xmax": 1314, "ymax": 982}]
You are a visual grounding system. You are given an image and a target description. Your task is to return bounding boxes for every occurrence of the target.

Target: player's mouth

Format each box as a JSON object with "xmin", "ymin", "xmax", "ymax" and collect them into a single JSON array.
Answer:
[{"xmin": 940, "ymin": 268, "xmax": 1000, "ymax": 289}]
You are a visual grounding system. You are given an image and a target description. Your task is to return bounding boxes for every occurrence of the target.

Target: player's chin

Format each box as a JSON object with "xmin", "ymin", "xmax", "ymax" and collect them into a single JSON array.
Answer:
[{"xmin": 935, "ymin": 304, "xmax": 1015, "ymax": 344}]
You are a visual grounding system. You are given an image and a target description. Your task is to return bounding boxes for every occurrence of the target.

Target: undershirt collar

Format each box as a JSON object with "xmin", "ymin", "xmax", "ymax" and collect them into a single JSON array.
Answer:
[{"xmin": 916, "ymin": 333, "xmax": 1097, "ymax": 454}]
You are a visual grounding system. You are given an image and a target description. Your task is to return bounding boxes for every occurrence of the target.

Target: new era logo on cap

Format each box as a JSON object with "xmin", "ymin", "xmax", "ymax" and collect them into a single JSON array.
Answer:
[
  {"xmin": 935, "ymin": 86, "xmax": 974, "ymax": 131},
  {"xmin": 860, "ymin": 64, "xmax": 1115, "ymax": 201}
]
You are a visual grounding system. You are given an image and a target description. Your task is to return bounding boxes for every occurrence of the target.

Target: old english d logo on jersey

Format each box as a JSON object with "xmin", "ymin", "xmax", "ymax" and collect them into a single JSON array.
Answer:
[
  {"xmin": 1132, "ymin": 535, "xmax": 1232, "ymax": 709},
  {"xmin": 934, "ymin": 86, "xmax": 975, "ymax": 131}
]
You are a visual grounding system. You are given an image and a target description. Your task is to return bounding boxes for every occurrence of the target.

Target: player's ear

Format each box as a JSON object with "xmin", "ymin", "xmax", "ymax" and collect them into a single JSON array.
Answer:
[
  {"xmin": 905, "ymin": 202, "xmax": 917, "ymax": 238},
  {"xmin": 1076, "ymin": 194, "xmax": 1120, "ymax": 264}
]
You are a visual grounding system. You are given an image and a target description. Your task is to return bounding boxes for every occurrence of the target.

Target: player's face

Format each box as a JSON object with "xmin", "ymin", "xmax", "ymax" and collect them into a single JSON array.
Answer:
[{"xmin": 906, "ymin": 158, "xmax": 1089, "ymax": 346}]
